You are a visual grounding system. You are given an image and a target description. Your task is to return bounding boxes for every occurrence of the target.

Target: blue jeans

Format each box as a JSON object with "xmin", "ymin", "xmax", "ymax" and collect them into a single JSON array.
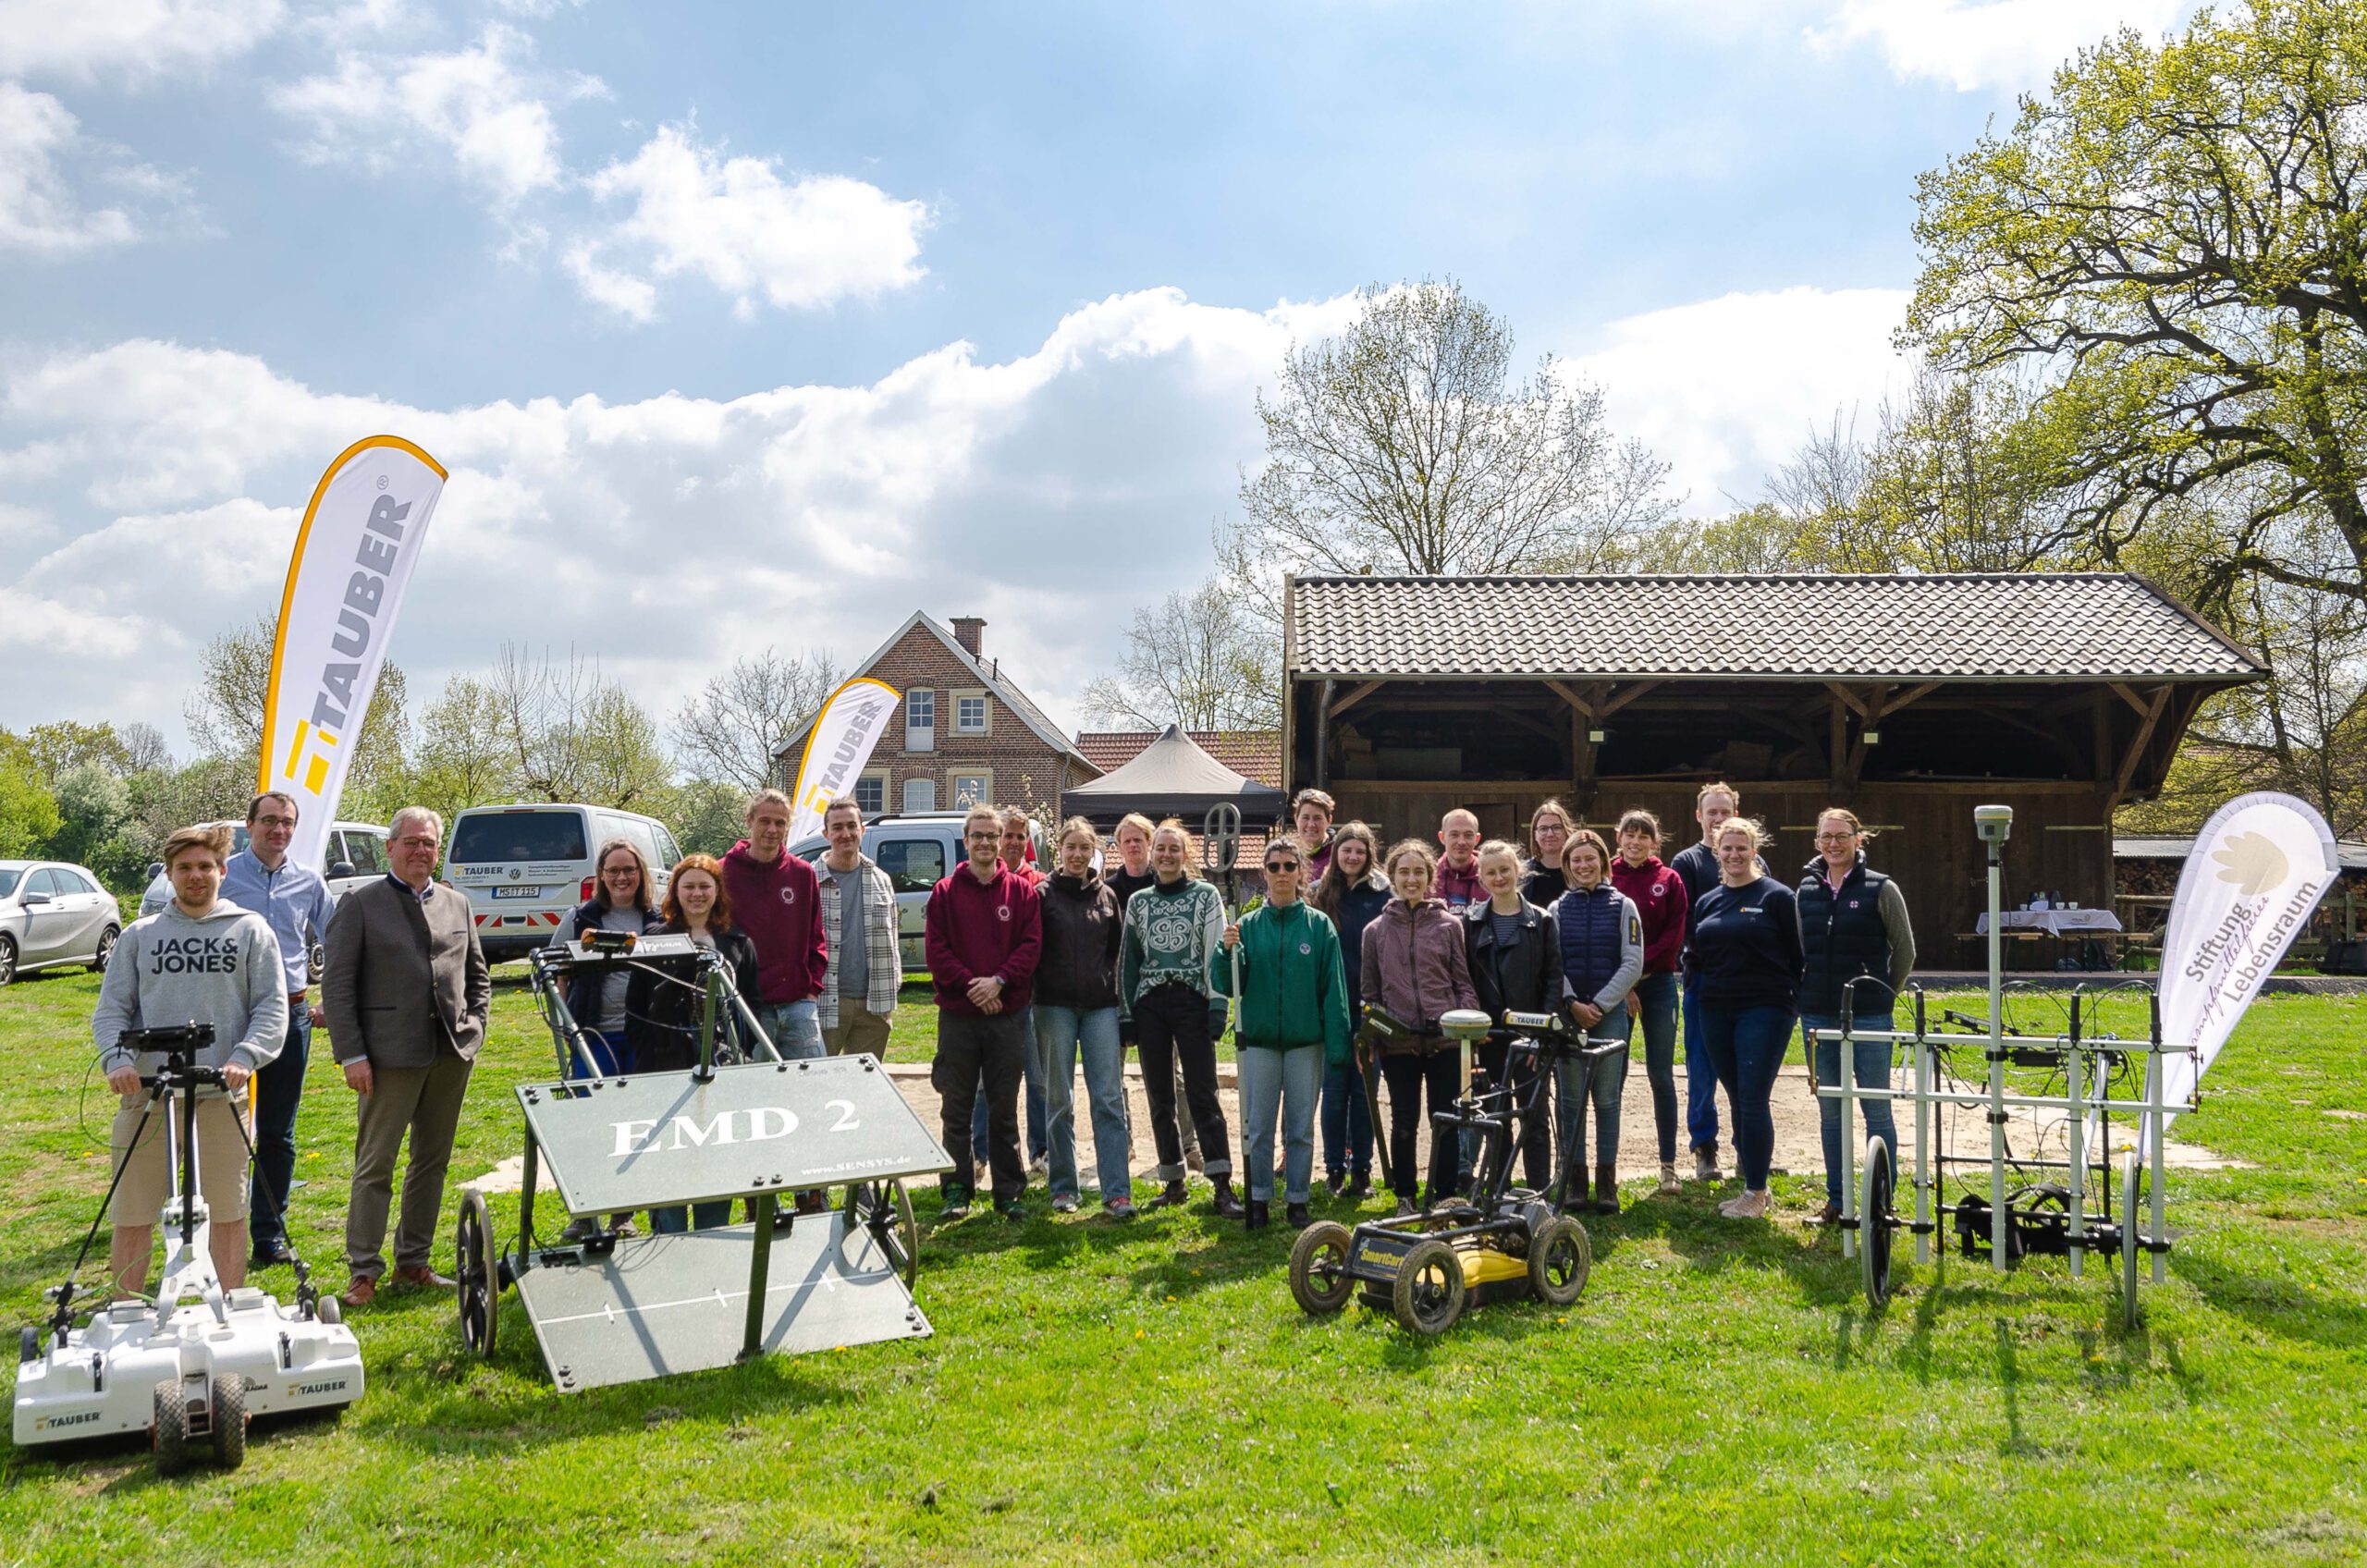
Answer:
[
  {"xmin": 752, "ymin": 999, "xmax": 825, "ymax": 1060},
  {"xmin": 1681, "ymin": 979, "xmax": 1723, "ymax": 1152},
  {"xmin": 1557, "ymin": 1008, "xmax": 1633, "ymax": 1172},
  {"xmin": 1239, "ymin": 1045, "xmax": 1322, "ymax": 1204},
  {"xmin": 1634, "ymin": 973, "xmax": 1680, "ymax": 1163},
  {"xmin": 1804, "ymin": 1012, "xmax": 1899, "ymax": 1207},
  {"xmin": 1320, "ymin": 1058, "xmax": 1374, "ymax": 1179},
  {"xmin": 1036, "ymin": 1004, "xmax": 1130, "ymax": 1204},
  {"xmin": 975, "ymin": 1005, "xmax": 1047, "ymax": 1166},
  {"xmin": 1699, "ymin": 1002, "xmax": 1795, "ymax": 1190},
  {"xmin": 648, "ymin": 1201, "xmax": 734, "ymax": 1232},
  {"xmin": 249, "ymin": 1009, "xmax": 310, "ymax": 1248}
]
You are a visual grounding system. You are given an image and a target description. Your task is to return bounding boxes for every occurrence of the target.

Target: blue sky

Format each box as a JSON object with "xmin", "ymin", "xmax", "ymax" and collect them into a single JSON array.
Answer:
[{"xmin": 0, "ymin": 0, "xmax": 2199, "ymax": 751}]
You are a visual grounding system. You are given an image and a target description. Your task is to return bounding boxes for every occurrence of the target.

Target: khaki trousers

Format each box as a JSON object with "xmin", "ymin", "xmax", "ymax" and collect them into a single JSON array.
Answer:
[
  {"xmin": 822, "ymin": 1005, "xmax": 893, "ymax": 1060},
  {"xmin": 345, "ymin": 1050, "xmax": 473, "ymax": 1281}
]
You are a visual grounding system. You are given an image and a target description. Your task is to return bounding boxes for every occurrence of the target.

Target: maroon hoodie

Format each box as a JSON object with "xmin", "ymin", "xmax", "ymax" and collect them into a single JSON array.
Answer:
[
  {"xmin": 1609, "ymin": 853, "xmax": 1689, "ymax": 976},
  {"xmin": 720, "ymin": 839, "xmax": 828, "ymax": 1005},
  {"xmin": 925, "ymin": 864, "xmax": 1042, "ymax": 1015}
]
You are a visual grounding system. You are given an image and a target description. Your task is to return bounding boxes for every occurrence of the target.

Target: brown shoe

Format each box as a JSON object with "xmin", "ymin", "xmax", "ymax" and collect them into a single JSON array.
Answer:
[
  {"xmin": 1811, "ymin": 1202, "xmax": 1842, "ymax": 1226},
  {"xmin": 338, "ymin": 1276, "xmax": 377, "ymax": 1309},
  {"xmin": 390, "ymin": 1265, "xmax": 456, "ymax": 1290}
]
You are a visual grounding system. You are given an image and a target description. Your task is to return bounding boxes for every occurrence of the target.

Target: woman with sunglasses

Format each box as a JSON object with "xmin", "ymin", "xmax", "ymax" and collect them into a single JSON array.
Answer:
[{"xmin": 1217, "ymin": 840, "xmax": 1351, "ymax": 1230}]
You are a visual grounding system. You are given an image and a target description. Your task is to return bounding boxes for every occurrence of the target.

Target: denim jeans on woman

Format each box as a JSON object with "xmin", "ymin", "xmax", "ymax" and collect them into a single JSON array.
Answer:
[
  {"xmin": 1633, "ymin": 973, "xmax": 1681, "ymax": 1164},
  {"xmin": 751, "ymin": 998, "xmax": 826, "ymax": 1060},
  {"xmin": 1036, "ymin": 1004, "xmax": 1130, "ymax": 1206},
  {"xmin": 1238, "ymin": 1044, "xmax": 1322, "ymax": 1204},
  {"xmin": 1699, "ymin": 1003, "xmax": 1795, "ymax": 1190},
  {"xmin": 1681, "ymin": 979, "xmax": 1723, "ymax": 1156},
  {"xmin": 1802, "ymin": 1011, "xmax": 1899, "ymax": 1207},
  {"xmin": 1319, "ymin": 1059, "xmax": 1374, "ymax": 1181},
  {"xmin": 1558, "ymin": 1007, "xmax": 1633, "ymax": 1175}
]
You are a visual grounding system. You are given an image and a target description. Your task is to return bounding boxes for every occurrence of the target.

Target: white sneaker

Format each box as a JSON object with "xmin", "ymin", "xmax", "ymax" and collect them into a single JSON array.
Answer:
[
  {"xmin": 1718, "ymin": 1189, "xmax": 1771, "ymax": 1219},
  {"xmin": 1051, "ymin": 1194, "xmax": 1079, "ymax": 1214},
  {"xmin": 1657, "ymin": 1162, "xmax": 1680, "ymax": 1196}
]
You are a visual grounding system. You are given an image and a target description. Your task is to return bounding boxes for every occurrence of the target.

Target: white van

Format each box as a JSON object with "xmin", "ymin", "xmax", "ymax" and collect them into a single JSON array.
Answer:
[
  {"xmin": 447, "ymin": 803, "xmax": 681, "ymax": 962},
  {"xmin": 139, "ymin": 820, "xmax": 390, "ymax": 920}
]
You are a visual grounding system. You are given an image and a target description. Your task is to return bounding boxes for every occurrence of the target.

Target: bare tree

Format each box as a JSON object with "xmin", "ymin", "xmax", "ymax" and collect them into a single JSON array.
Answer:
[
  {"xmin": 670, "ymin": 647, "xmax": 841, "ymax": 790},
  {"xmin": 1237, "ymin": 278, "xmax": 1677, "ymax": 579},
  {"xmin": 1082, "ymin": 576, "xmax": 1281, "ymax": 731},
  {"xmin": 485, "ymin": 644, "xmax": 670, "ymax": 809}
]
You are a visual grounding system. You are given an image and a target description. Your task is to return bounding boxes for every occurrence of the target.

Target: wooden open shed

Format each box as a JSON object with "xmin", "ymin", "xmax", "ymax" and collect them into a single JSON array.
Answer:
[{"xmin": 1282, "ymin": 572, "xmax": 2263, "ymax": 949}]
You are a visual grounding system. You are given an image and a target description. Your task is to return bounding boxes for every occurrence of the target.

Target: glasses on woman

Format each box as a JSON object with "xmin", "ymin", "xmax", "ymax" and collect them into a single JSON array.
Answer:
[{"xmin": 1264, "ymin": 860, "xmax": 1301, "ymax": 874}]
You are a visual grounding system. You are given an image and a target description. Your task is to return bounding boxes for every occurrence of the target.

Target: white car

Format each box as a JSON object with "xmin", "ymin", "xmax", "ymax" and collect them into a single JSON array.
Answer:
[
  {"xmin": 0, "ymin": 861, "xmax": 119, "ymax": 985},
  {"xmin": 136, "ymin": 821, "xmax": 390, "ymax": 920},
  {"xmin": 446, "ymin": 803, "xmax": 681, "ymax": 962}
]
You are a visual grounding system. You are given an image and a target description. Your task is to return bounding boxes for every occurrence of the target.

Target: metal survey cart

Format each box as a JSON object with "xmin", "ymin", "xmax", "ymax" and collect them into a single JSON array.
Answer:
[{"xmin": 457, "ymin": 933, "xmax": 952, "ymax": 1391}]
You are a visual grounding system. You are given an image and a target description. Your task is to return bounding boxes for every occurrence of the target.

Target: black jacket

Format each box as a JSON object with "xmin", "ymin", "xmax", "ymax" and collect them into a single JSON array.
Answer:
[
  {"xmin": 623, "ymin": 922, "xmax": 764, "ymax": 1073},
  {"xmin": 1035, "ymin": 871, "xmax": 1123, "ymax": 1011},
  {"xmin": 1462, "ymin": 899, "xmax": 1564, "ymax": 1023},
  {"xmin": 559, "ymin": 897, "xmax": 652, "ymax": 1032}
]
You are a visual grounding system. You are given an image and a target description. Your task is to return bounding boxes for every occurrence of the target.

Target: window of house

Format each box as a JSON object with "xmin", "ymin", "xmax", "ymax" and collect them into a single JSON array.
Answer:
[
  {"xmin": 905, "ymin": 690, "xmax": 936, "ymax": 753},
  {"xmin": 902, "ymin": 777, "xmax": 937, "ymax": 814},
  {"xmin": 955, "ymin": 692, "xmax": 988, "ymax": 734},
  {"xmin": 950, "ymin": 771, "xmax": 992, "ymax": 809},
  {"xmin": 854, "ymin": 772, "xmax": 886, "ymax": 816}
]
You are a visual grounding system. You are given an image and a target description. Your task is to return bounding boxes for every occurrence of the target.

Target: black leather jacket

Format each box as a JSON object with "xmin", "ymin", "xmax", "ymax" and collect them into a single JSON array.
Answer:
[{"xmin": 1461, "ymin": 899, "xmax": 1564, "ymax": 1023}]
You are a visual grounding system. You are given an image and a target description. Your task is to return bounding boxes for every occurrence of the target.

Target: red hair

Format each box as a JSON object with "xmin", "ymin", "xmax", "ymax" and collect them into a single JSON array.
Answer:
[{"xmin": 661, "ymin": 853, "xmax": 734, "ymax": 931}]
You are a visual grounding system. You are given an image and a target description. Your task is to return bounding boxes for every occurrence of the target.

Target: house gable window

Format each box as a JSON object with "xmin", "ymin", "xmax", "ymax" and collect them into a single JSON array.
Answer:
[{"xmin": 905, "ymin": 690, "xmax": 936, "ymax": 753}]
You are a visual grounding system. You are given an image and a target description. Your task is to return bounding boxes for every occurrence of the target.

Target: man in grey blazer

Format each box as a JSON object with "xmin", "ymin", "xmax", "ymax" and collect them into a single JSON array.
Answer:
[{"xmin": 323, "ymin": 805, "xmax": 490, "ymax": 1308}]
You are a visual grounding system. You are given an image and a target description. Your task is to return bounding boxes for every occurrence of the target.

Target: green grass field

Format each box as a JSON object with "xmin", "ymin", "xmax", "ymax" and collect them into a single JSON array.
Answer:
[{"xmin": 0, "ymin": 967, "xmax": 2360, "ymax": 1566}]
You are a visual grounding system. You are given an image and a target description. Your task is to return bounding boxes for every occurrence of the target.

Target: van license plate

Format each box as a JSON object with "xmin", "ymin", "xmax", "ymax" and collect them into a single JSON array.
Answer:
[{"xmin": 493, "ymin": 886, "xmax": 544, "ymax": 900}]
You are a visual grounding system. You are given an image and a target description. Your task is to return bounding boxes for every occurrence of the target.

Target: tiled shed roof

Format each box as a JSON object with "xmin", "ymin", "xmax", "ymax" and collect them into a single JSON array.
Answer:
[
  {"xmin": 1286, "ymin": 573, "xmax": 2263, "ymax": 683},
  {"xmin": 1074, "ymin": 729, "xmax": 1283, "ymax": 786}
]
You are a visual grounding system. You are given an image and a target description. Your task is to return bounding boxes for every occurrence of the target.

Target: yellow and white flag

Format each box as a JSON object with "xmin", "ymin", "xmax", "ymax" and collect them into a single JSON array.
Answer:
[
  {"xmin": 789, "ymin": 678, "xmax": 901, "ymax": 843},
  {"xmin": 259, "ymin": 435, "xmax": 447, "ymax": 872}
]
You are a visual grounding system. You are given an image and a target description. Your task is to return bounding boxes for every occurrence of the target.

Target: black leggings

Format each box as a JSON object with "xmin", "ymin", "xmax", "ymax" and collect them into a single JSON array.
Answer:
[
  {"xmin": 1134, "ymin": 984, "xmax": 1233, "ymax": 1181},
  {"xmin": 1380, "ymin": 1049, "xmax": 1461, "ymax": 1201}
]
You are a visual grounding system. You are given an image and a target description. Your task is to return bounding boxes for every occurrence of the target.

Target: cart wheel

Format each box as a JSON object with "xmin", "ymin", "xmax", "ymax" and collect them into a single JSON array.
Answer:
[
  {"xmin": 153, "ymin": 1378, "xmax": 189, "ymax": 1476},
  {"xmin": 456, "ymin": 1189, "xmax": 498, "ymax": 1359},
  {"xmin": 1860, "ymin": 1135, "xmax": 1896, "ymax": 1307},
  {"xmin": 1288, "ymin": 1222, "xmax": 1355, "ymax": 1316},
  {"xmin": 845, "ymin": 1179, "xmax": 920, "ymax": 1289},
  {"xmin": 2120, "ymin": 1150, "xmax": 2142, "ymax": 1331},
  {"xmin": 315, "ymin": 1293, "xmax": 342, "ymax": 1326},
  {"xmin": 1527, "ymin": 1215, "xmax": 1591, "ymax": 1306},
  {"xmin": 18, "ymin": 1326, "xmax": 36, "ymax": 1364},
  {"xmin": 210, "ymin": 1375, "xmax": 247, "ymax": 1471},
  {"xmin": 1392, "ymin": 1239, "xmax": 1466, "ymax": 1335}
]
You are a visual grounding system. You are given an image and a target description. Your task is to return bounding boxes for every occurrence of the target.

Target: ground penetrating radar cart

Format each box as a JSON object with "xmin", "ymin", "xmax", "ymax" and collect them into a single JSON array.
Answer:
[
  {"xmin": 1289, "ymin": 1007, "xmax": 1615, "ymax": 1335},
  {"xmin": 457, "ymin": 933, "xmax": 951, "ymax": 1390},
  {"xmin": 14, "ymin": 1025, "xmax": 364, "ymax": 1472}
]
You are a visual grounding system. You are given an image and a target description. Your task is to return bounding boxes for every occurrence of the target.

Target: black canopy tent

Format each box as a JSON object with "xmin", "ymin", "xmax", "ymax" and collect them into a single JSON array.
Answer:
[{"xmin": 1061, "ymin": 725, "xmax": 1289, "ymax": 826}]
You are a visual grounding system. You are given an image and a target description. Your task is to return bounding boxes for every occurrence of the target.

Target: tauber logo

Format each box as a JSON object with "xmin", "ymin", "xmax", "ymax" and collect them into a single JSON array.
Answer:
[
  {"xmin": 34, "ymin": 1411, "xmax": 102, "ymax": 1431},
  {"xmin": 2212, "ymin": 830, "xmax": 2288, "ymax": 897},
  {"xmin": 293, "ymin": 1378, "xmax": 350, "ymax": 1397},
  {"xmin": 614, "ymin": 1106, "xmax": 799, "ymax": 1158},
  {"xmin": 282, "ymin": 492, "xmax": 411, "ymax": 796}
]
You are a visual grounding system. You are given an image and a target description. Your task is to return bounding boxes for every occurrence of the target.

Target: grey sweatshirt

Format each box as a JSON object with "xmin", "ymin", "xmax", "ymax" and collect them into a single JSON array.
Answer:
[{"xmin": 93, "ymin": 899, "xmax": 288, "ymax": 1085}]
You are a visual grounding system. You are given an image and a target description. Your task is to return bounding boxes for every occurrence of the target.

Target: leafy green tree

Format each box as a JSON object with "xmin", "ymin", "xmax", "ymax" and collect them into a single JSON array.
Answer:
[
  {"xmin": 49, "ymin": 764, "xmax": 137, "ymax": 881},
  {"xmin": 0, "ymin": 738, "xmax": 62, "ymax": 857},
  {"xmin": 1906, "ymin": 0, "xmax": 2367, "ymax": 612},
  {"xmin": 185, "ymin": 615, "xmax": 409, "ymax": 809}
]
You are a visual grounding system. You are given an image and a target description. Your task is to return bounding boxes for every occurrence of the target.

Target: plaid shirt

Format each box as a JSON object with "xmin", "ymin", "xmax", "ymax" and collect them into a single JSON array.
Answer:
[{"xmin": 816, "ymin": 855, "xmax": 901, "ymax": 1028}]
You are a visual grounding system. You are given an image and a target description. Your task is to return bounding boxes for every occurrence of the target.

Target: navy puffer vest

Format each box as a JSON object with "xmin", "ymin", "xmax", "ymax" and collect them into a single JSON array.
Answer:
[
  {"xmin": 1797, "ymin": 856, "xmax": 1894, "ymax": 1017},
  {"xmin": 1554, "ymin": 883, "xmax": 1626, "ymax": 1001}
]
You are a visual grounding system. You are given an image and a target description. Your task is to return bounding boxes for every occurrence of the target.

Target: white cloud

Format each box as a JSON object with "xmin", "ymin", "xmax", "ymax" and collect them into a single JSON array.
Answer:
[
  {"xmin": 0, "ymin": 0, "xmax": 285, "ymax": 82},
  {"xmin": 0, "ymin": 288, "xmax": 1364, "ymax": 744},
  {"xmin": 572, "ymin": 122, "xmax": 929, "ymax": 319},
  {"xmin": 1804, "ymin": 0, "xmax": 2198, "ymax": 92},
  {"xmin": 1569, "ymin": 285, "xmax": 1915, "ymax": 508},
  {"xmin": 270, "ymin": 22, "xmax": 602, "ymax": 202},
  {"xmin": 0, "ymin": 82, "xmax": 138, "ymax": 254}
]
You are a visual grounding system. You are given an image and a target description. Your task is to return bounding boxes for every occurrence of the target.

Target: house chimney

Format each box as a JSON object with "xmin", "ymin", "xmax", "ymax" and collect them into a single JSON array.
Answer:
[{"xmin": 951, "ymin": 617, "xmax": 987, "ymax": 657}]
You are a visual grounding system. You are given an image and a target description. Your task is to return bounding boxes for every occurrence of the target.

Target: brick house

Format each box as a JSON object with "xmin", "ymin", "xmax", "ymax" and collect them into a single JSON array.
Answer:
[{"xmin": 775, "ymin": 612, "xmax": 1099, "ymax": 817}]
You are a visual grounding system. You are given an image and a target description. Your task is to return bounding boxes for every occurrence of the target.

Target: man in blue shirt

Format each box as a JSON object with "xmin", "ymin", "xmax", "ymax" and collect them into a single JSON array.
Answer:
[{"xmin": 221, "ymin": 790, "xmax": 332, "ymax": 1269}]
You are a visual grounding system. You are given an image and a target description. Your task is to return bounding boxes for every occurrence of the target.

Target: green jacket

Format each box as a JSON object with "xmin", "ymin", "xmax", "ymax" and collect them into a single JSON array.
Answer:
[{"xmin": 1213, "ymin": 899, "xmax": 1353, "ymax": 1066}]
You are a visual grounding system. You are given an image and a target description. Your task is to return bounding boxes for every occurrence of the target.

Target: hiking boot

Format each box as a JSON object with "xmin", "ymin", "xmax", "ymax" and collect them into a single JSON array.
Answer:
[
  {"xmin": 1564, "ymin": 1169, "xmax": 1590, "ymax": 1213},
  {"xmin": 1244, "ymin": 1198, "xmax": 1270, "ymax": 1231},
  {"xmin": 1285, "ymin": 1202, "xmax": 1311, "ymax": 1229},
  {"xmin": 1393, "ymin": 1197, "xmax": 1418, "ymax": 1219},
  {"xmin": 938, "ymin": 1183, "xmax": 972, "ymax": 1220},
  {"xmin": 1658, "ymin": 1162, "xmax": 1681, "ymax": 1196},
  {"xmin": 1325, "ymin": 1171, "xmax": 1347, "ymax": 1197},
  {"xmin": 1810, "ymin": 1202, "xmax": 1841, "ymax": 1226},
  {"xmin": 1692, "ymin": 1143, "xmax": 1722, "ymax": 1182},
  {"xmin": 1209, "ymin": 1178, "xmax": 1245, "ymax": 1219},
  {"xmin": 1146, "ymin": 1179, "xmax": 1189, "ymax": 1210},
  {"xmin": 995, "ymin": 1198, "xmax": 1027, "ymax": 1223},
  {"xmin": 1594, "ymin": 1165, "xmax": 1620, "ymax": 1216},
  {"xmin": 1343, "ymin": 1173, "xmax": 1373, "ymax": 1201}
]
